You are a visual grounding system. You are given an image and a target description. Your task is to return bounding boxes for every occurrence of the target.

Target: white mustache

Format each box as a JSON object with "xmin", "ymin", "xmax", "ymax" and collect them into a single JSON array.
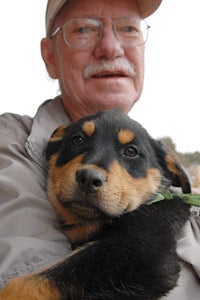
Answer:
[{"xmin": 83, "ymin": 58, "xmax": 136, "ymax": 79}]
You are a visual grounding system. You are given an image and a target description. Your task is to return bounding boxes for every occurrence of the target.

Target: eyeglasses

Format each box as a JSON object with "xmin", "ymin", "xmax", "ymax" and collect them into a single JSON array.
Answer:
[{"xmin": 50, "ymin": 17, "xmax": 150, "ymax": 48}]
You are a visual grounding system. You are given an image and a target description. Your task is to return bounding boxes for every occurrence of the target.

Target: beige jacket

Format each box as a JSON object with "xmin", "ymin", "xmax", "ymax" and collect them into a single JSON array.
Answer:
[{"xmin": 0, "ymin": 97, "xmax": 200, "ymax": 298}]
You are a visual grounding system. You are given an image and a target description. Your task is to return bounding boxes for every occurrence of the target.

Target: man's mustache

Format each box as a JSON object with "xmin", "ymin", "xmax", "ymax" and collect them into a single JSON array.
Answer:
[{"xmin": 83, "ymin": 58, "xmax": 136, "ymax": 79}]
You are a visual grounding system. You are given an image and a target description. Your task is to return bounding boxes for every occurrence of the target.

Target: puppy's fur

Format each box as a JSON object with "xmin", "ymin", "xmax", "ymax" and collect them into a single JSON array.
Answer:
[{"xmin": 0, "ymin": 109, "xmax": 191, "ymax": 300}]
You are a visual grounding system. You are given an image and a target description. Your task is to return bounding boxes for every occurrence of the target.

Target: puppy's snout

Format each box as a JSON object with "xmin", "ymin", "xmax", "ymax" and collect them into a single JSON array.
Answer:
[{"xmin": 76, "ymin": 169, "xmax": 107, "ymax": 192}]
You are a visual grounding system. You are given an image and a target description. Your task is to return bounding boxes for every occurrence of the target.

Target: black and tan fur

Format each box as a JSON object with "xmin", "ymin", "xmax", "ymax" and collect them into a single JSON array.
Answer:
[{"xmin": 0, "ymin": 109, "xmax": 191, "ymax": 300}]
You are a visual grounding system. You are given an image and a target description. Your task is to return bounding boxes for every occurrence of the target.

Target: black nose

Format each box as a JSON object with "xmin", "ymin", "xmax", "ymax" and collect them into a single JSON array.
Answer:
[{"xmin": 76, "ymin": 169, "xmax": 107, "ymax": 192}]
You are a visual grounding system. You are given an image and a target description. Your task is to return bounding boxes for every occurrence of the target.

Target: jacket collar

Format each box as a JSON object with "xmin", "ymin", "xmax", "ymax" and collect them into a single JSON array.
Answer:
[{"xmin": 25, "ymin": 96, "xmax": 71, "ymax": 172}]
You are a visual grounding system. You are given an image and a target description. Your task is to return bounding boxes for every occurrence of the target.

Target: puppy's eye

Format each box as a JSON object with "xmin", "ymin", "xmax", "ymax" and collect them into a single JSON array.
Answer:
[
  {"xmin": 72, "ymin": 135, "xmax": 84, "ymax": 146},
  {"xmin": 123, "ymin": 146, "xmax": 138, "ymax": 158}
]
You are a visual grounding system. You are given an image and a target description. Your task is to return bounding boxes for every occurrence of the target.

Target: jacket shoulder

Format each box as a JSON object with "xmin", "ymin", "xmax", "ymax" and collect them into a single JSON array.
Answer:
[{"xmin": 0, "ymin": 113, "xmax": 32, "ymax": 144}]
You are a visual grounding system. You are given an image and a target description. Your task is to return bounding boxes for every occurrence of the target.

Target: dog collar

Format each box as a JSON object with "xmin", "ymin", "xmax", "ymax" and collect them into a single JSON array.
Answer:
[{"xmin": 147, "ymin": 190, "xmax": 200, "ymax": 207}]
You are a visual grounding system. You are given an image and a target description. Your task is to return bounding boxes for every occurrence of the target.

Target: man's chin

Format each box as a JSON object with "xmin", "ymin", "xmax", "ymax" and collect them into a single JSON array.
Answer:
[{"xmin": 87, "ymin": 94, "xmax": 138, "ymax": 114}]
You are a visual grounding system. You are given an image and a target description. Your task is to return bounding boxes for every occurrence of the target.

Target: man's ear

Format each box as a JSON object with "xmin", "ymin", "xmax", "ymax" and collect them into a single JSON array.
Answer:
[
  {"xmin": 152, "ymin": 139, "xmax": 191, "ymax": 193},
  {"xmin": 41, "ymin": 38, "xmax": 58, "ymax": 79},
  {"xmin": 46, "ymin": 125, "xmax": 67, "ymax": 160}
]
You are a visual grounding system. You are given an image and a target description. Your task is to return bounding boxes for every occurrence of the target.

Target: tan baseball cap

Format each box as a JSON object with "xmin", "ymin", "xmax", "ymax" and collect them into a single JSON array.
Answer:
[{"xmin": 46, "ymin": 0, "xmax": 162, "ymax": 37}]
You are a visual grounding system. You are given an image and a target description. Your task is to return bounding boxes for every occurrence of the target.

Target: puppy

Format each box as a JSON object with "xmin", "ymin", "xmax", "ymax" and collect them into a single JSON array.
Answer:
[{"xmin": 0, "ymin": 109, "xmax": 191, "ymax": 300}]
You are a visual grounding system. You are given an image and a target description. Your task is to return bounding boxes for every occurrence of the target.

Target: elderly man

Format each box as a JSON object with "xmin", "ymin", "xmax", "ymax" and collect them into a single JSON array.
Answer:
[{"xmin": 0, "ymin": 0, "xmax": 199, "ymax": 299}]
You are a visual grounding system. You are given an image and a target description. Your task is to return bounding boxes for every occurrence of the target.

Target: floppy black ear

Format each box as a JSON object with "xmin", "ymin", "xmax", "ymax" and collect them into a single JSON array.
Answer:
[
  {"xmin": 152, "ymin": 139, "xmax": 191, "ymax": 193},
  {"xmin": 46, "ymin": 125, "xmax": 67, "ymax": 161}
]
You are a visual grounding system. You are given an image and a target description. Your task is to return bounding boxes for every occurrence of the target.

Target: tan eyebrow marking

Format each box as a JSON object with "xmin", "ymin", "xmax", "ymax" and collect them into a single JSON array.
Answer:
[
  {"xmin": 49, "ymin": 125, "xmax": 67, "ymax": 142},
  {"xmin": 82, "ymin": 121, "xmax": 95, "ymax": 136},
  {"xmin": 118, "ymin": 129, "xmax": 134, "ymax": 145}
]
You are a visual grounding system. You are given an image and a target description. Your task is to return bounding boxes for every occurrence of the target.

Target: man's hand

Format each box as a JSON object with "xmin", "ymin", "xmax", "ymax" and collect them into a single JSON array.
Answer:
[{"xmin": 192, "ymin": 187, "xmax": 200, "ymax": 194}]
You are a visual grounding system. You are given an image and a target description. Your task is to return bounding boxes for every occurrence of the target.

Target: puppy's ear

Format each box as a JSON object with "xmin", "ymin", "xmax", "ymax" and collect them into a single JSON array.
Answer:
[
  {"xmin": 46, "ymin": 125, "xmax": 67, "ymax": 160},
  {"xmin": 152, "ymin": 139, "xmax": 191, "ymax": 193}
]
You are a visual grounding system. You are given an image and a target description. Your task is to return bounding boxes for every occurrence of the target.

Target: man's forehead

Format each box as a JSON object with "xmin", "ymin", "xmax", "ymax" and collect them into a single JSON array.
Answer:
[{"xmin": 51, "ymin": 0, "xmax": 140, "ymax": 28}]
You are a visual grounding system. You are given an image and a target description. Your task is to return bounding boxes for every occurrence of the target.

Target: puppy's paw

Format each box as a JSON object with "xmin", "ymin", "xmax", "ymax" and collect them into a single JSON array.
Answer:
[{"xmin": 0, "ymin": 275, "xmax": 60, "ymax": 300}]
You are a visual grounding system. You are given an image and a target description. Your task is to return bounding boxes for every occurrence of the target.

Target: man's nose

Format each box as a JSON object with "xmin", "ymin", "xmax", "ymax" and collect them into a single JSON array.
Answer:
[{"xmin": 94, "ymin": 25, "xmax": 125, "ymax": 60}]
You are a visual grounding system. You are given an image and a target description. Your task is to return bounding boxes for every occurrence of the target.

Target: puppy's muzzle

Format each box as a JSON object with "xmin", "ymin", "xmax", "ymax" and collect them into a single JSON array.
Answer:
[{"xmin": 76, "ymin": 169, "xmax": 107, "ymax": 193}]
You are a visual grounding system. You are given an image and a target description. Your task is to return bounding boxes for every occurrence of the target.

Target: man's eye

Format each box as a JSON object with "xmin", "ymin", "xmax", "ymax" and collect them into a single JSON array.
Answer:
[
  {"xmin": 121, "ymin": 26, "xmax": 136, "ymax": 32},
  {"xmin": 76, "ymin": 27, "xmax": 90, "ymax": 34},
  {"xmin": 117, "ymin": 25, "xmax": 139, "ymax": 37},
  {"xmin": 123, "ymin": 146, "xmax": 138, "ymax": 158},
  {"xmin": 72, "ymin": 135, "xmax": 84, "ymax": 146},
  {"xmin": 75, "ymin": 26, "xmax": 98, "ymax": 35}
]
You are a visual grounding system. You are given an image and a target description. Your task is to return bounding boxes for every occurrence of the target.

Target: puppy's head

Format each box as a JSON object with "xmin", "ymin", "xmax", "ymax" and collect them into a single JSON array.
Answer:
[{"xmin": 46, "ymin": 109, "xmax": 191, "ymax": 244}]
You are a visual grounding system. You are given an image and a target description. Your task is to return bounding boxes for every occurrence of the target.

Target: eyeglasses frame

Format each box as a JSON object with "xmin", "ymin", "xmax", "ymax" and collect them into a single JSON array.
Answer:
[{"xmin": 50, "ymin": 16, "xmax": 150, "ymax": 48}]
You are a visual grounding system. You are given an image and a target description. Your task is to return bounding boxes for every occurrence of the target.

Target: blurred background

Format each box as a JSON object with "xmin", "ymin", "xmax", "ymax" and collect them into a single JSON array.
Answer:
[{"xmin": 0, "ymin": 0, "xmax": 199, "ymax": 177}]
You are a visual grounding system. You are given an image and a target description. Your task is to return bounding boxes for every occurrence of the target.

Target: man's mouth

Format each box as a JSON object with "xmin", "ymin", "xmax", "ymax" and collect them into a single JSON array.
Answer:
[{"xmin": 91, "ymin": 71, "xmax": 127, "ymax": 79}]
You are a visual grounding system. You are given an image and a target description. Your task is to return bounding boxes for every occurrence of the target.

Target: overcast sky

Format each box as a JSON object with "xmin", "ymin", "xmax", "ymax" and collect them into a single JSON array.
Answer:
[{"xmin": 0, "ymin": 0, "xmax": 199, "ymax": 153}]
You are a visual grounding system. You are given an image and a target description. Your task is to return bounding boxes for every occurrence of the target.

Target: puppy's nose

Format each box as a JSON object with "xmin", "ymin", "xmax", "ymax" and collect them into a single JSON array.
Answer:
[{"xmin": 76, "ymin": 169, "xmax": 106, "ymax": 192}]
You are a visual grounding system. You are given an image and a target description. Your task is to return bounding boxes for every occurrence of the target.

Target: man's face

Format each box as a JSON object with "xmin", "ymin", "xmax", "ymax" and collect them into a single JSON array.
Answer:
[{"xmin": 42, "ymin": 0, "xmax": 145, "ymax": 121}]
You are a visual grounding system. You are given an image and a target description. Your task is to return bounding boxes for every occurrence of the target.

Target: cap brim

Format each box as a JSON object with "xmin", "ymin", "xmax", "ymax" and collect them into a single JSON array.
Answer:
[{"xmin": 136, "ymin": 0, "xmax": 162, "ymax": 18}]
